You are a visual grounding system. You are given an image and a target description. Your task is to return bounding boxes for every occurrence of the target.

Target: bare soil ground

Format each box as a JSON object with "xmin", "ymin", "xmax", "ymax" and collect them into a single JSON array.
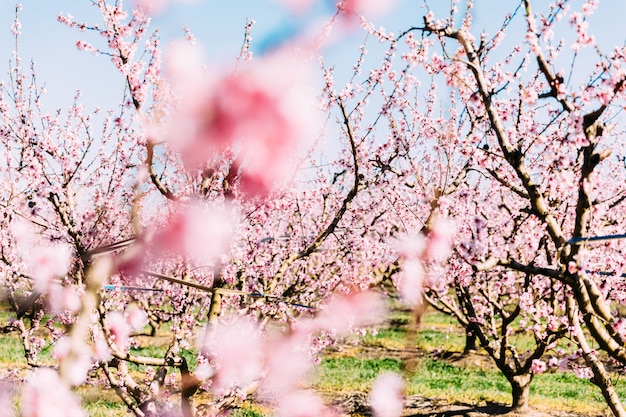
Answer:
[{"xmin": 331, "ymin": 391, "xmax": 592, "ymax": 417}]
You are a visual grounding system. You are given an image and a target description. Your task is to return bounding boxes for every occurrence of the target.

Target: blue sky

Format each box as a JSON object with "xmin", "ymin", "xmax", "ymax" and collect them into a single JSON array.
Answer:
[{"xmin": 0, "ymin": 1, "xmax": 625, "ymax": 112}]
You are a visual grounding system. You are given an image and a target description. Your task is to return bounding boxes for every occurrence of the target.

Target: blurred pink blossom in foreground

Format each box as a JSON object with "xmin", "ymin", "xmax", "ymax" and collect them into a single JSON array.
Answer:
[
  {"xmin": 200, "ymin": 291, "xmax": 386, "ymax": 397},
  {"xmin": 312, "ymin": 290, "xmax": 387, "ymax": 335},
  {"xmin": 424, "ymin": 217, "xmax": 455, "ymax": 261},
  {"xmin": 52, "ymin": 338, "xmax": 93, "ymax": 386},
  {"xmin": 271, "ymin": 0, "xmax": 396, "ymax": 17},
  {"xmin": 106, "ymin": 311, "xmax": 132, "ymax": 351},
  {"xmin": 272, "ymin": 0, "xmax": 315, "ymax": 14},
  {"xmin": 11, "ymin": 220, "xmax": 72, "ymax": 294},
  {"xmin": 151, "ymin": 201, "xmax": 234, "ymax": 267},
  {"xmin": 162, "ymin": 44, "xmax": 317, "ymax": 197},
  {"xmin": 394, "ymin": 259, "xmax": 425, "ymax": 306},
  {"xmin": 394, "ymin": 216, "xmax": 454, "ymax": 307},
  {"xmin": 22, "ymin": 368, "xmax": 85, "ymax": 417},
  {"xmin": 369, "ymin": 371, "xmax": 405, "ymax": 417},
  {"xmin": 264, "ymin": 333, "xmax": 313, "ymax": 394},
  {"xmin": 132, "ymin": 0, "xmax": 197, "ymax": 14},
  {"xmin": 277, "ymin": 390, "xmax": 337, "ymax": 417},
  {"xmin": 200, "ymin": 316, "xmax": 264, "ymax": 394},
  {"xmin": 0, "ymin": 382, "xmax": 14, "ymax": 417},
  {"xmin": 337, "ymin": 0, "xmax": 396, "ymax": 17}
]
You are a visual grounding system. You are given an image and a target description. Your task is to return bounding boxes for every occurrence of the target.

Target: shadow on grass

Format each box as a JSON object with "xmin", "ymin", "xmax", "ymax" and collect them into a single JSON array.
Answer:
[
  {"xmin": 404, "ymin": 403, "xmax": 512, "ymax": 417},
  {"xmin": 333, "ymin": 393, "xmax": 516, "ymax": 417}
]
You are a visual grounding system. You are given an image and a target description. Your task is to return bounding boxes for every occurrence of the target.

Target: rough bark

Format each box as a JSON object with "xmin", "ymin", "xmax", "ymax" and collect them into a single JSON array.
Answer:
[
  {"xmin": 509, "ymin": 373, "xmax": 532, "ymax": 413},
  {"xmin": 462, "ymin": 329, "xmax": 478, "ymax": 355},
  {"xmin": 567, "ymin": 297, "xmax": 626, "ymax": 417}
]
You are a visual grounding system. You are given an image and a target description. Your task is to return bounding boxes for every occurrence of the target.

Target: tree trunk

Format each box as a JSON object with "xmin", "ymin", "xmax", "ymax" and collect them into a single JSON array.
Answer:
[
  {"xmin": 207, "ymin": 291, "xmax": 222, "ymax": 326},
  {"xmin": 462, "ymin": 328, "xmax": 477, "ymax": 355},
  {"xmin": 567, "ymin": 297, "xmax": 626, "ymax": 417},
  {"xmin": 509, "ymin": 374, "xmax": 532, "ymax": 413}
]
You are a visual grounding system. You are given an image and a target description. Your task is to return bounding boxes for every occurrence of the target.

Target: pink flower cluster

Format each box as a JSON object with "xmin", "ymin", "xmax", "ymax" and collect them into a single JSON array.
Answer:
[
  {"xmin": 151, "ymin": 201, "xmax": 235, "ymax": 267},
  {"xmin": 199, "ymin": 291, "xmax": 386, "ymax": 412},
  {"xmin": 394, "ymin": 216, "xmax": 455, "ymax": 306},
  {"xmin": 369, "ymin": 371, "xmax": 405, "ymax": 417},
  {"xmin": 10, "ymin": 220, "xmax": 72, "ymax": 304},
  {"xmin": 22, "ymin": 369, "xmax": 85, "ymax": 417},
  {"xmin": 531, "ymin": 359, "xmax": 547, "ymax": 374},
  {"xmin": 132, "ymin": 0, "xmax": 197, "ymax": 14},
  {"xmin": 336, "ymin": 0, "xmax": 396, "ymax": 17},
  {"xmin": 106, "ymin": 305, "xmax": 149, "ymax": 352},
  {"xmin": 161, "ymin": 45, "xmax": 316, "ymax": 198}
]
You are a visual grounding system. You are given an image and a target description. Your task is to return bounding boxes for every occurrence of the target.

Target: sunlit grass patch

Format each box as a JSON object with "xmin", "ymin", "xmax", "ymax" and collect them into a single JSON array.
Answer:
[
  {"xmin": 79, "ymin": 386, "xmax": 128, "ymax": 417},
  {"xmin": 1, "ymin": 304, "xmax": 624, "ymax": 417},
  {"xmin": 315, "ymin": 356, "xmax": 403, "ymax": 392}
]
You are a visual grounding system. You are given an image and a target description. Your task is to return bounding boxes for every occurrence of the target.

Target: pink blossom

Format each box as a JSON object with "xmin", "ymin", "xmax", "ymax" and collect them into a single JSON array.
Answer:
[
  {"xmin": 424, "ymin": 217, "xmax": 455, "ymax": 261},
  {"xmin": 47, "ymin": 284, "xmax": 81, "ymax": 314},
  {"xmin": 106, "ymin": 311, "xmax": 131, "ymax": 350},
  {"xmin": 11, "ymin": 16, "xmax": 21, "ymax": 36},
  {"xmin": 21, "ymin": 369, "xmax": 85, "ymax": 417},
  {"xmin": 521, "ymin": 86, "xmax": 538, "ymax": 105},
  {"xmin": 581, "ymin": 0, "xmax": 598, "ymax": 16},
  {"xmin": 369, "ymin": 372, "xmax": 404, "ymax": 417},
  {"xmin": 194, "ymin": 362, "xmax": 215, "ymax": 381},
  {"xmin": 200, "ymin": 316, "xmax": 264, "ymax": 393},
  {"xmin": 395, "ymin": 259, "xmax": 425, "ymax": 307},
  {"xmin": 314, "ymin": 291, "xmax": 387, "ymax": 335},
  {"xmin": 531, "ymin": 359, "xmax": 547, "ymax": 374},
  {"xmin": 264, "ymin": 334, "xmax": 313, "ymax": 394},
  {"xmin": 132, "ymin": 0, "xmax": 197, "ymax": 14},
  {"xmin": 31, "ymin": 247, "xmax": 72, "ymax": 291},
  {"xmin": 596, "ymin": 88, "xmax": 612, "ymax": 106},
  {"xmin": 164, "ymin": 46, "xmax": 316, "ymax": 197},
  {"xmin": 126, "ymin": 303, "xmax": 149, "ymax": 331},
  {"xmin": 52, "ymin": 338, "xmax": 93, "ymax": 386},
  {"xmin": 337, "ymin": 0, "xmax": 396, "ymax": 17},
  {"xmin": 277, "ymin": 390, "xmax": 334, "ymax": 417},
  {"xmin": 395, "ymin": 234, "xmax": 426, "ymax": 260},
  {"xmin": 0, "ymin": 382, "xmax": 14, "ymax": 417},
  {"xmin": 395, "ymin": 216, "xmax": 454, "ymax": 267},
  {"xmin": 152, "ymin": 201, "xmax": 234, "ymax": 267},
  {"xmin": 93, "ymin": 330, "xmax": 112, "ymax": 362},
  {"xmin": 573, "ymin": 366, "xmax": 594, "ymax": 379},
  {"xmin": 567, "ymin": 261, "xmax": 583, "ymax": 275},
  {"xmin": 556, "ymin": 170, "xmax": 577, "ymax": 192},
  {"xmin": 75, "ymin": 40, "xmax": 98, "ymax": 54},
  {"xmin": 272, "ymin": 0, "xmax": 316, "ymax": 14},
  {"xmin": 11, "ymin": 220, "xmax": 72, "ymax": 293}
]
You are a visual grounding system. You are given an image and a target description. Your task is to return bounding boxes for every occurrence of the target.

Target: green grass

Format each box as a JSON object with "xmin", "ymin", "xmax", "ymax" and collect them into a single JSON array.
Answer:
[
  {"xmin": 230, "ymin": 408, "xmax": 266, "ymax": 417},
  {"xmin": 315, "ymin": 310, "xmax": 624, "ymax": 415},
  {"xmin": 0, "ymin": 306, "xmax": 623, "ymax": 416},
  {"xmin": 408, "ymin": 358, "xmax": 511, "ymax": 403},
  {"xmin": 316, "ymin": 356, "xmax": 403, "ymax": 392},
  {"xmin": 315, "ymin": 355, "xmax": 510, "ymax": 401},
  {"xmin": 79, "ymin": 388, "xmax": 129, "ymax": 417},
  {"xmin": 0, "ymin": 335, "xmax": 26, "ymax": 366},
  {"xmin": 363, "ymin": 310, "xmax": 468, "ymax": 352},
  {"xmin": 416, "ymin": 328, "xmax": 466, "ymax": 351},
  {"xmin": 314, "ymin": 354, "xmax": 624, "ymax": 414},
  {"xmin": 361, "ymin": 327, "xmax": 407, "ymax": 350}
]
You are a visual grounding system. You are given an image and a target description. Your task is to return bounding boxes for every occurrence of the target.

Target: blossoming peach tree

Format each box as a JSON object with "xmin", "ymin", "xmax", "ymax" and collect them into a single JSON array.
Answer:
[
  {"xmin": 0, "ymin": 1, "xmax": 453, "ymax": 416},
  {"xmin": 3, "ymin": 0, "xmax": 626, "ymax": 416},
  {"xmin": 375, "ymin": 0, "xmax": 626, "ymax": 415}
]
